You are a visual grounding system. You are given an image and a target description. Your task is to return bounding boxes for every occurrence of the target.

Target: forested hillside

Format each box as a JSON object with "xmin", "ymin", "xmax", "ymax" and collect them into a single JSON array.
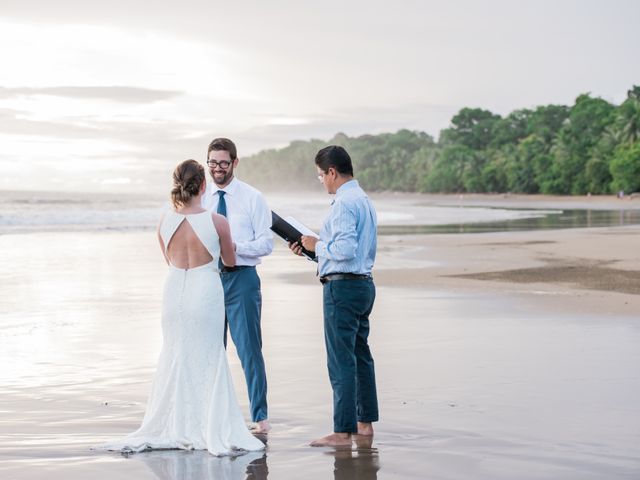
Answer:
[{"xmin": 240, "ymin": 86, "xmax": 640, "ymax": 195}]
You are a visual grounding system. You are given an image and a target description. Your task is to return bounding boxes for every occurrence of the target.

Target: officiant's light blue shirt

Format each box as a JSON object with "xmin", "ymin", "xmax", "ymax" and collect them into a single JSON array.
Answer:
[{"xmin": 315, "ymin": 179, "xmax": 377, "ymax": 277}]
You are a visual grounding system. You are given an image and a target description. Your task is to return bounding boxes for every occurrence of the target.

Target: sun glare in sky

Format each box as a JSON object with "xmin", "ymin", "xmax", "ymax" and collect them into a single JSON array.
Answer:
[{"xmin": 1, "ymin": 1, "xmax": 639, "ymax": 193}]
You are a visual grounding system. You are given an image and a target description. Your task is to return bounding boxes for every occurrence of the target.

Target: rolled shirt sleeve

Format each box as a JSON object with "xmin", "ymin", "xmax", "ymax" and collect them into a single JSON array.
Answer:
[{"xmin": 234, "ymin": 192, "xmax": 274, "ymax": 259}]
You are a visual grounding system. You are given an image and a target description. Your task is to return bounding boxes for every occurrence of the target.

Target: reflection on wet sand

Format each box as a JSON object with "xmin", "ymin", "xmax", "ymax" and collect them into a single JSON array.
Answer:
[
  {"xmin": 133, "ymin": 450, "xmax": 268, "ymax": 480},
  {"xmin": 128, "ymin": 437, "xmax": 380, "ymax": 480},
  {"xmin": 377, "ymin": 208, "xmax": 640, "ymax": 235},
  {"xmin": 3, "ymin": 216, "xmax": 639, "ymax": 479},
  {"xmin": 327, "ymin": 436, "xmax": 380, "ymax": 480},
  {"xmin": 245, "ymin": 450, "xmax": 269, "ymax": 480}
]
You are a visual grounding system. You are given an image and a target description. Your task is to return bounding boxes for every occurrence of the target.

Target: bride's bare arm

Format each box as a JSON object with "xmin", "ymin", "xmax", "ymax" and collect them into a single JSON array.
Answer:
[
  {"xmin": 157, "ymin": 215, "xmax": 169, "ymax": 265},
  {"xmin": 212, "ymin": 213, "xmax": 236, "ymax": 267}
]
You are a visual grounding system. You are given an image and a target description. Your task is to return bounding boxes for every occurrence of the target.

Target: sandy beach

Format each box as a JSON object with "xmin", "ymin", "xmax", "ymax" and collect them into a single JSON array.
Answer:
[{"xmin": 0, "ymin": 194, "xmax": 639, "ymax": 479}]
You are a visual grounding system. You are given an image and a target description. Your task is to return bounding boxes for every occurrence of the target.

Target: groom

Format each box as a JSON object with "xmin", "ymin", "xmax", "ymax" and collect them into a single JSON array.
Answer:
[{"xmin": 202, "ymin": 137, "xmax": 273, "ymax": 434}]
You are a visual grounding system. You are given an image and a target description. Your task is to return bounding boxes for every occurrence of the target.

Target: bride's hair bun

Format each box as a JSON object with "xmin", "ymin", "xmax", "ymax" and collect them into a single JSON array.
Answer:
[{"xmin": 171, "ymin": 160, "xmax": 206, "ymax": 208}]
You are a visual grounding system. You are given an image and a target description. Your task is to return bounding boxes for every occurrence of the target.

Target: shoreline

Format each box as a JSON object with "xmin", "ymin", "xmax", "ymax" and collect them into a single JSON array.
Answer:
[
  {"xmin": 3, "ymin": 188, "xmax": 640, "ymax": 208},
  {"xmin": 368, "ymin": 191, "xmax": 640, "ymax": 211},
  {"xmin": 1, "ymin": 192, "xmax": 639, "ymax": 238}
]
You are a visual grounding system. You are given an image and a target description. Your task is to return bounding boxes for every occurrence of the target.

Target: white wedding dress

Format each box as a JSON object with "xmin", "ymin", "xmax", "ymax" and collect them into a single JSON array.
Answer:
[{"xmin": 99, "ymin": 210, "xmax": 265, "ymax": 456}]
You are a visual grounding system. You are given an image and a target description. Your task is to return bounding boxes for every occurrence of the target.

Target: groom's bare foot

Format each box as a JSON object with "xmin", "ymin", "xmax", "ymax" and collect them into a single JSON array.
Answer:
[
  {"xmin": 309, "ymin": 432, "xmax": 352, "ymax": 447},
  {"xmin": 253, "ymin": 419, "xmax": 271, "ymax": 434},
  {"xmin": 357, "ymin": 422, "xmax": 374, "ymax": 436}
]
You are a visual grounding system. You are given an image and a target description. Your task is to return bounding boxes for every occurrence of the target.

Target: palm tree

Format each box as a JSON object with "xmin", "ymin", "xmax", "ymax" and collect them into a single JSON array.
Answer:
[{"xmin": 613, "ymin": 86, "xmax": 640, "ymax": 144}]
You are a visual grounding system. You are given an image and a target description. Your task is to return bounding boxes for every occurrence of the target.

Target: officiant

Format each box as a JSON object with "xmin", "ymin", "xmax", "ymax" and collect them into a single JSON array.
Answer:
[{"xmin": 289, "ymin": 145, "xmax": 379, "ymax": 447}]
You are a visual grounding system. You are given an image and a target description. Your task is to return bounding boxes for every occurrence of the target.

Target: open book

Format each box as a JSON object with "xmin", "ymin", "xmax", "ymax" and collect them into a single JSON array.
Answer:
[{"xmin": 271, "ymin": 211, "xmax": 318, "ymax": 260}]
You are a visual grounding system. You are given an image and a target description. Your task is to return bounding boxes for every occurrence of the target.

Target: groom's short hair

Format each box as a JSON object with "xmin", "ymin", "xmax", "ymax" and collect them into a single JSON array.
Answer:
[{"xmin": 207, "ymin": 138, "xmax": 237, "ymax": 160}]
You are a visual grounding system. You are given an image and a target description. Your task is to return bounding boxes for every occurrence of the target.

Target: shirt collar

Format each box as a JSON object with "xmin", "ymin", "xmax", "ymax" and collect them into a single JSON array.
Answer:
[
  {"xmin": 335, "ymin": 179, "xmax": 358, "ymax": 198},
  {"xmin": 210, "ymin": 176, "xmax": 239, "ymax": 196},
  {"xmin": 330, "ymin": 179, "xmax": 358, "ymax": 205}
]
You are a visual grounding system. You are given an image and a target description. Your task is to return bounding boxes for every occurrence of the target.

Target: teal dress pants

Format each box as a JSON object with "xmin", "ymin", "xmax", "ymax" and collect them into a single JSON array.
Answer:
[
  {"xmin": 221, "ymin": 266, "xmax": 268, "ymax": 422},
  {"xmin": 322, "ymin": 278, "xmax": 379, "ymax": 433}
]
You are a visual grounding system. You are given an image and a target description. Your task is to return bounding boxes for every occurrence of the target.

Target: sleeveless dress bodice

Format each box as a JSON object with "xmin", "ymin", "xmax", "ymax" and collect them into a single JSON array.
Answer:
[{"xmin": 160, "ymin": 210, "xmax": 221, "ymax": 270}]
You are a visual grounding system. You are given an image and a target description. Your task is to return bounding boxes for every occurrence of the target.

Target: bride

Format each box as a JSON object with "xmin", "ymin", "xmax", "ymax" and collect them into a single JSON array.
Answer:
[{"xmin": 99, "ymin": 159, "xmax": 265, "ymax": 456}]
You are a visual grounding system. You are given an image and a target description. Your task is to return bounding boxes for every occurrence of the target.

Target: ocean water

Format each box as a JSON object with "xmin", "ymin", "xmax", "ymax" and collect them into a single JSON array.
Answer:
[
  {"xmin": 2, "ymin": 189, "xmax": 639, "ymax": 235},
  {"xmin": 0, "ymin": 190, "xmax": 165, "ymax": 234}
]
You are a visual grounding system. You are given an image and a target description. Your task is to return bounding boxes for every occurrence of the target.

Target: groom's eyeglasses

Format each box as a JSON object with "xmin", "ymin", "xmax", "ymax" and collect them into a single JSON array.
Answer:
[{"xmin": 207, "ymin": 160, "xmax": 232, "ymax": 169}]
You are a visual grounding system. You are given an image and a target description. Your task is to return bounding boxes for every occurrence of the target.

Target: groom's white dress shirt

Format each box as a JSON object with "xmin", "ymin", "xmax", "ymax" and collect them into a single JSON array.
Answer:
[{"xmin": 202, "ymin": 177, "xmax": 273, "ymax": 266}]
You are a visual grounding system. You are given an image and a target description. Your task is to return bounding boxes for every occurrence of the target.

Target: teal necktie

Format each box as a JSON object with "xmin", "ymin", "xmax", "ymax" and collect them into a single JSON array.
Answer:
[
  {"xmin": 216, "ymin": 191, "xmax": 227, "ymax": 270},
  {"xmin": 216, "ymin": 190, "xmax": 227, "ymax": 217}
]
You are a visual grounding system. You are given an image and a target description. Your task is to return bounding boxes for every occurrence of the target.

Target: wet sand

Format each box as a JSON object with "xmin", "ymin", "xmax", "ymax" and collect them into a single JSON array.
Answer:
[{"xmin": 1, "ymin": 195, "xmax": 639, "ymax": 479}]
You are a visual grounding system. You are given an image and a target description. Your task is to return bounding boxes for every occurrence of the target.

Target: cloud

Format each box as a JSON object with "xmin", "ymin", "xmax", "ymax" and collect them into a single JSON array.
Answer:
[
  {"xmin": 236, "ymin": 102, "xmax": 459, "ymax": 154},
  {"xmin": 0, "ymin": 107, "xmax": 196, "ymax": 143},
  {"xmin": 0, "ymin": 86, "xmax": 183, "ymax": 103}
]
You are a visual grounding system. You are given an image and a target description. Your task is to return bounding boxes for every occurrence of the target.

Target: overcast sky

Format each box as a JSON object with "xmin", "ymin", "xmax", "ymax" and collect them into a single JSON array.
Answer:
[{"xmin": 1, "ymin": 0, "xmax": 639, "ymax": 193}]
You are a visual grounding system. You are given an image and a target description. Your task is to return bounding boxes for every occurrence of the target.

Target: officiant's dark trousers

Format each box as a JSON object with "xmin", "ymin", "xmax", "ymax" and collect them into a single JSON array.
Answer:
[
  {"xmin": 323, "ymin": 278, "xmax": 379, "ymax": 433},
  {"xmin": 220, "ymin": 266, "xmax": 268, "ymax": 422}
]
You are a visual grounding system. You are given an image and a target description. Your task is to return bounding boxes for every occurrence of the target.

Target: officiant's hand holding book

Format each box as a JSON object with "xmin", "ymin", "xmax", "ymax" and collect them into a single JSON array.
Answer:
[
  {"xmin": 270, "ymin": 211, "xmax": 318, "ymax": 260},
  {"xmin": 289, "ymin": 236, "xmax": 318, "ymax": 260}
]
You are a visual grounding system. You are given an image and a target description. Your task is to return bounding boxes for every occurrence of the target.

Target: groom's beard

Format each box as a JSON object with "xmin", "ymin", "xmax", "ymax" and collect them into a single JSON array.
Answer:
[{"xmin": 211, "ymin": 169, "xmax": 233, "ymax": 187}]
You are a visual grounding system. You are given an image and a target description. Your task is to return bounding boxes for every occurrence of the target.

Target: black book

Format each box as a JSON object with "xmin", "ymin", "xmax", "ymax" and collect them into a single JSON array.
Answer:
[{"xmin": 271, "ymin": 211, "xmax": 317, "ymax": 260}]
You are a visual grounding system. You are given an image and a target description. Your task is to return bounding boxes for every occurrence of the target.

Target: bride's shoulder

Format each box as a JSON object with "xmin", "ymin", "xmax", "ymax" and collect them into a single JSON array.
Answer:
[
  {"xmin": 157, "ymin": 203, "xmax": 183, "ymax": 228},
  {"xmin": 211, "ymin": 212, "xmax": 230, "ymax": 232}
]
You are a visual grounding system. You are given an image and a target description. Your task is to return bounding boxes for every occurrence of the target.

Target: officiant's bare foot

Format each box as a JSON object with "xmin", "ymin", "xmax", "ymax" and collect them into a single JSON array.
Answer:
[
  {"xmin": 309, "ymin": 432, "xmax": 352, "ymax": 447},
  {"xmin": 357, "ymin": 422, "xmax": 374, "ymax": 436},
  {"xmin": 253, "ymin": 419, "xmax": 271, "ymax": 434},
  {"xmin": 353, "ymin": 434, "xmax": 374, "ymax": 449}
]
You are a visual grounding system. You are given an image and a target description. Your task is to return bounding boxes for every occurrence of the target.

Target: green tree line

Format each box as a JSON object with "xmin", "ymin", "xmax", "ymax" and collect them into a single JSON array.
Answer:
[{"xmin": 240, "ymin": 86, "xmax": 640, "ymax": 195}]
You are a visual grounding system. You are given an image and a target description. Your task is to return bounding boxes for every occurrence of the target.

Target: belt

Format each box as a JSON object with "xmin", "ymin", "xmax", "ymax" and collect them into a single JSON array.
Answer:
[
  {"xmin": 319, "ymin": 273, "xmax": 372, "ymax": 284},
  {"xmin": 221, "ymin": 265, "xmax": 252, "ymax": 273}
]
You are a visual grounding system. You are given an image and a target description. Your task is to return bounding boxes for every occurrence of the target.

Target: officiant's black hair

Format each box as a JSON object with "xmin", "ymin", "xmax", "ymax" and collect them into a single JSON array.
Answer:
[{"xmin": 315, "ymin": 145, "xmax": 353, "ymax": 176}]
